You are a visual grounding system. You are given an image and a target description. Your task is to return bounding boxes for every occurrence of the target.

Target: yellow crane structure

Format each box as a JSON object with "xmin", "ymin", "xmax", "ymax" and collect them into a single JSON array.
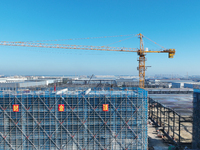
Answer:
[{"xmin": 0, "ymin": 33, "xmax": 175, "ymax": 88}]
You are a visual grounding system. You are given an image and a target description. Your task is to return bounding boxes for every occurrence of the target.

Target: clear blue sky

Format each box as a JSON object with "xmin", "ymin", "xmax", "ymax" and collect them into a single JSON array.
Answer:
[{"xmin": 0, "ymin": 0, "xmax": 199, "ymax": 76}]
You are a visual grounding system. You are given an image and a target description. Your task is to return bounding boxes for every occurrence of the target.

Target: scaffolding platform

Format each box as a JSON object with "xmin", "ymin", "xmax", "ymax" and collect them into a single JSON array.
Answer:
[{"xmin": 0, "ymin": 88, "xmax": 147, "ymax": 150}]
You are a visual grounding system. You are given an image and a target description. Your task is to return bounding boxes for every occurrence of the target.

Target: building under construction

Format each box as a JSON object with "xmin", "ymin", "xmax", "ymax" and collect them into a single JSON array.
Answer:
[{"xmin": 0, "ymin": 87, "xmax": 147, "ymax": 150}]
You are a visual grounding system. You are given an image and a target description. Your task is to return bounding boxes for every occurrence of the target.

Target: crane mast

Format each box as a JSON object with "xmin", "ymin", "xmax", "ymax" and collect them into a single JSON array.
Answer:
[
  {"xmin": 0, "ymin": 33, "xmax": 175, "ymax": 88},
  {"xmin": 138, "ymin": 33, "xmax": 146, "ymax": 88}
]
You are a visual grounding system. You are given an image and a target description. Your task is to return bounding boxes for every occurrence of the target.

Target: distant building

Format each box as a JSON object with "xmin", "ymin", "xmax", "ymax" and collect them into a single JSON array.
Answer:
[
  {"xmin": 0, "ymin": 79, "xmax": 57, "ymax": 91},
  {"xmin": 116, "ymin": 78, "xmax": 139, "ymax": 87},
  {"xmin": 184, "ymin": 82, "xmax": 200, "ymax": 89},
  {"xmin": 0, "ymin": 81, "xmax": 47, "ymax": 90},
  {"xmin": 154, "ymin": 79, "xmax": 200, "ymax": 89},
  {"xmin": 0, "ymin": 77, "xmax": 27, "ymax": 83},
  {"xmin": 171, "ymin": 82, "xmax": 185, "ymax": 88}
]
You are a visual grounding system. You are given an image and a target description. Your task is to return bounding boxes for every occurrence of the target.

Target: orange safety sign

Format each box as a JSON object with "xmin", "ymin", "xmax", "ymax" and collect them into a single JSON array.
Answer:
[
  {"xmin": 103, "ymin": 104, "xmax": 109, "ymax": 112},
  {"xmin": 13, "ymin": 105, "xmax": 19, "ymax": 112},
  {"xmin": 58, "ymin": 104, "xmax": 64, "ymax": 112}
]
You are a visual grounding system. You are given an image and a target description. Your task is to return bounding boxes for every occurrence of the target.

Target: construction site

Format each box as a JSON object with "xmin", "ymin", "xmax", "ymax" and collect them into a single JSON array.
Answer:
[
  {"xmin": 0, "ymin": 33, "xmax": 199, "ymax": 150},
  {"xmin": 0, "ymin": 76, "xmax": 198, "ymax": 150}
]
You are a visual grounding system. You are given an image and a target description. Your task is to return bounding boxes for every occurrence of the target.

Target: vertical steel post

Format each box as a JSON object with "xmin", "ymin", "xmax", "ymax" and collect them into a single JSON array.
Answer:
[
  {"xmin": 168, "ymin": 109, "xmax": 170, "ymax": 135},
  {"xmin": 160, "ymin": 104, "xmax": 162, "ymax": 126},
  {"xmin": 154, "ymin": 101, "xmax": 155, "ymax": 120},
  {"xmin": 179, "ymin": 115, "xmax": 181, "ymax": 144},
  {"xmin": 173, "ymin": 111, "xmax": 175, "ymax": 139},
  {"xmin": 157, "ymin": 103, "xmax": 158, "ymax": 124}
]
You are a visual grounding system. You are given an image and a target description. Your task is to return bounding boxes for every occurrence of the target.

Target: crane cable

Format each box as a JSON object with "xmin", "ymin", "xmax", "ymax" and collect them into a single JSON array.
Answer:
[
  {"xmin": 143, "ymin": 35, "xmax": 166, "ymax": 50},
  {"xmin": 24, "ymin": 34, "xmax": 137, "ymax": 43},
  {"xmin": 106, "ymin": 35, "xmax": 137, "ymax": 46}
]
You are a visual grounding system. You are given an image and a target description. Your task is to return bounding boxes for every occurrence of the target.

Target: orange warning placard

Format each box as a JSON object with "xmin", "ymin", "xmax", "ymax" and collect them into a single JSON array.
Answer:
[
  {"xmin": 103, "ymin": 104, "xmax": 109, "ymax": 112},
  {"xmin": 13, "ymin": 105, "xmax": 19, "ymax": 112},
  {"xmin": 58, "ymin": 104, "xmax": 64, "ymax": 112}
]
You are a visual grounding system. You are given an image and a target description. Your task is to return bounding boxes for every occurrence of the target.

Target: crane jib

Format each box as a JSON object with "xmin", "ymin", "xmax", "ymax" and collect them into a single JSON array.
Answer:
[{"xmin": 0, "ymin": 33, "xmax": 175, "ymax": 88}]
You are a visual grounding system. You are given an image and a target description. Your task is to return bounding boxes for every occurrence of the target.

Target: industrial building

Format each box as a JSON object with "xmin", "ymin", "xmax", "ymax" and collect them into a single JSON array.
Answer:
[
  {"xmin": 0, "ymin": 81, "xmax": 48, "ymax": 90},
  {"xmin": 0, "ymin": 87, "xmax": 147, "ymax": 150},
  {"xmin": 0, "ymin": 78, "xmax": 58, "ymax": 91}
]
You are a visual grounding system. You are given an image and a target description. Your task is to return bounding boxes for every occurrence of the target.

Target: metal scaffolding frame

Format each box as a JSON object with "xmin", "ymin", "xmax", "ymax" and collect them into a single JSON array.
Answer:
[
  {"xmin": 0, "ymin": 88, "xmax": 147, "ymax": 150},
  {"xmin": 148, "ymin": 98, "xmax": 193, "ymax": 148}
]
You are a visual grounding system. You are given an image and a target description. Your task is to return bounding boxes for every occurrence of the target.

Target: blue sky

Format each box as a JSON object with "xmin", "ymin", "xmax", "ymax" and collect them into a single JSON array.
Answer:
[{"xmin": 0, "ymin": 0, "xmax": 199, "ymax": 76}]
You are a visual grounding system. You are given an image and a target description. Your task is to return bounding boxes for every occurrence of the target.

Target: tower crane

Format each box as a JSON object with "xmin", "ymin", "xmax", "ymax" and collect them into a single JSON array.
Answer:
[{"xmin": 0, "ymin": 33, "xmax": 175, "ymax": 88}]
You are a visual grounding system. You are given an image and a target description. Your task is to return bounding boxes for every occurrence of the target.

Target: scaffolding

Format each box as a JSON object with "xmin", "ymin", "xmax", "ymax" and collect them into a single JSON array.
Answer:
[
  {"xmin": 0, "ymin": 88, "xmax": 147, "ymax": 150},
  {"xmin": 148, "ymin": 98, "xmax": 193, "ymax": 148}
]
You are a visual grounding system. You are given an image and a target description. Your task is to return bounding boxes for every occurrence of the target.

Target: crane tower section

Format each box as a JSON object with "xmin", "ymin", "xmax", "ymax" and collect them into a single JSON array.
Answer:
[{"xmin": 138, "ymin": 33, "xmax": 146, "ymax": 89}]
